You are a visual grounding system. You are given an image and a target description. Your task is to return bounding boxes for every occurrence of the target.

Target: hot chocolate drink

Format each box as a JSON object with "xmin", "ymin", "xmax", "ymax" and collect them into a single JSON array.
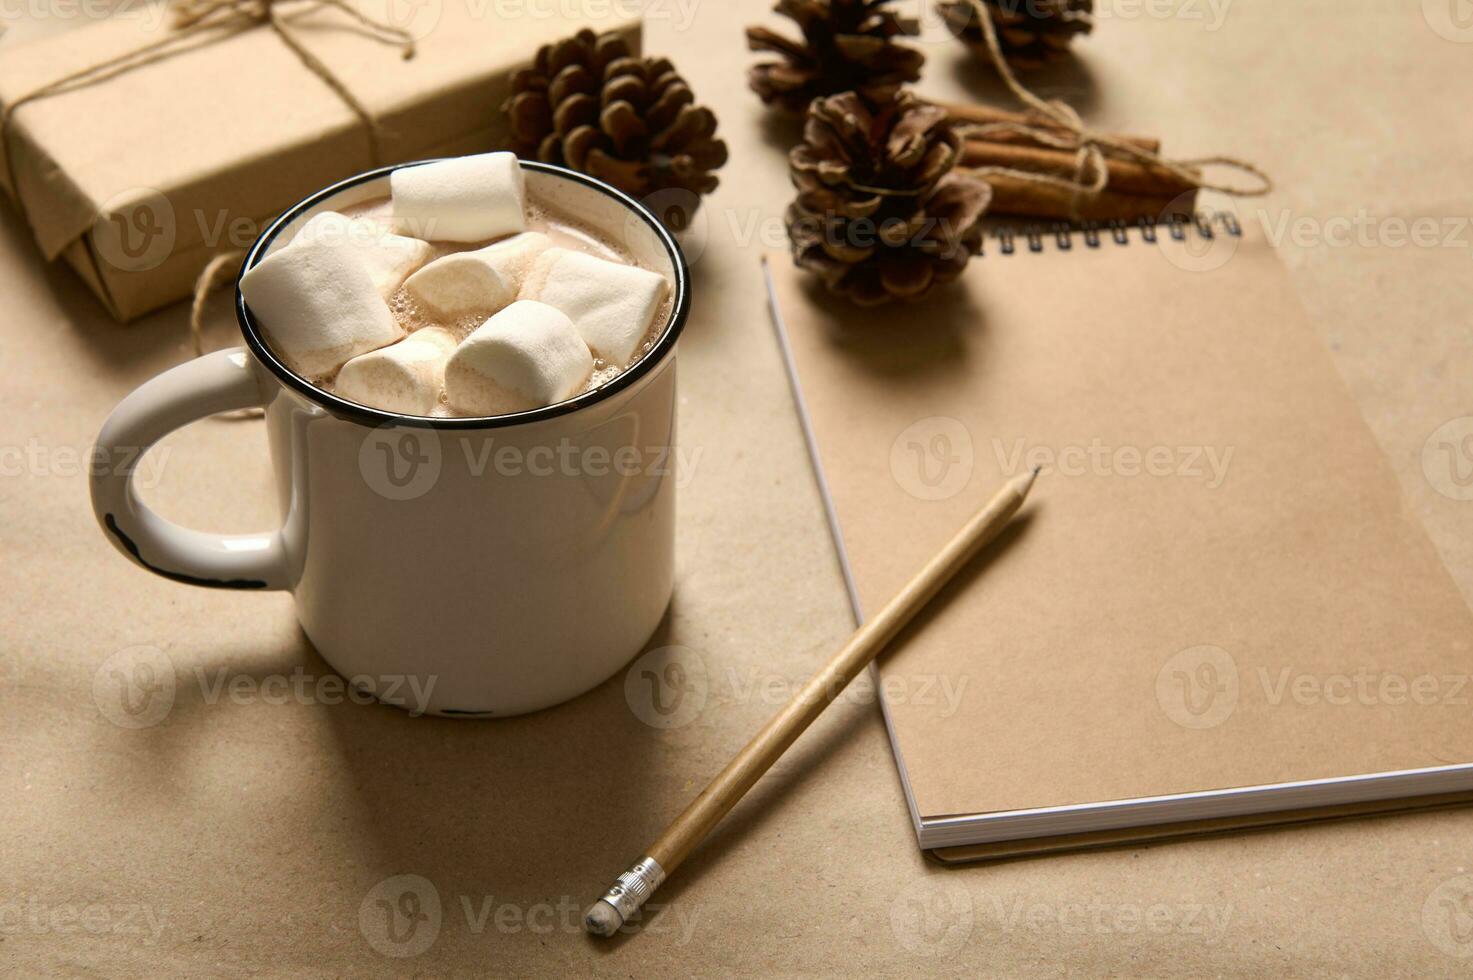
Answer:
[{"xmin": 238, "ymin": 153, "xmax": 674, "ymax": 418}]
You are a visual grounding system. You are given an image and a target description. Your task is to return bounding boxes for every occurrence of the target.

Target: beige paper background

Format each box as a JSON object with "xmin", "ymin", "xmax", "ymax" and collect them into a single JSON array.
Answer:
[{"xmin": 3, "ymin": 0, "xmax": 1473, "ymax": 975}]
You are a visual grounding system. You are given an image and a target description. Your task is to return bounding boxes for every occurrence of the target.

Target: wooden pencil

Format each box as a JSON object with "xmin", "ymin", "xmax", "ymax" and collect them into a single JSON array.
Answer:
[{"xmin": 584, "ymin": 468, "xmax": 1041, "ymax": 936}]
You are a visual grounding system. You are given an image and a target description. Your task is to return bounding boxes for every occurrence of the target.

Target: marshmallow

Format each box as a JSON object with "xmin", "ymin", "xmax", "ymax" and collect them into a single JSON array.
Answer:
[
  {"xmin": 390, "ymin": 152, "xmax": 526, "ymax": 243},
  {"xmin": 523, "ymin": 247, "xmax": 668, "ymax": 367},
  {"xmin": 445, "ymin": 301, "xmax": 593, "ymax": 415},
  {"xmin": 400, "ymin": 231, "xmax": 550, "ymax": 319},
  {"xmin": 334, "ymin": 327, "xmax": 457, "ymax": 416},
  {"xmin": 402, "ymin": 251, "xmax": 518, "ymax": 320},
  {"xmin": 240, "ymin": 238, "xmax": 402, "ymax": 378},
  {"xmin": 476, "ymin": 231, "xmax": 552, "ymax": 287},
  {"xmin": 293, "ymin": 211, "xmax": 431, "ymax": 298}
]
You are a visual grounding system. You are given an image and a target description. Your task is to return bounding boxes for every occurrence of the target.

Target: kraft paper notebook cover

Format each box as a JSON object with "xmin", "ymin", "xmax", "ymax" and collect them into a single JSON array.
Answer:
[{"xmin": 764, "ymin": 218, "xmax": 1473, "ymax": 859}]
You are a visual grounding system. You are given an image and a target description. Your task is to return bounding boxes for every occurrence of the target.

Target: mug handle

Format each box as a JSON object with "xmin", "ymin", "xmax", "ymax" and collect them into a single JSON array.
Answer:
[{"xmin": 90, "ymin": 348, "xmax": 291, "ymax": 591}]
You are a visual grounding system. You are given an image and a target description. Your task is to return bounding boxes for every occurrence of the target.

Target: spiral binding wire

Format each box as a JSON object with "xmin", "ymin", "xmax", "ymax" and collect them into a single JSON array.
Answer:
[{"xmin": 983, "ymin": 211, "xmax": 1243, "ymax": 257}]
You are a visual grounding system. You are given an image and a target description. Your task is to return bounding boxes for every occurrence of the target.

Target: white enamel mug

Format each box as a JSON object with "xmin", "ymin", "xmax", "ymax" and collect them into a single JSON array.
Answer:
[{"xmin": 90, "ymin": 161, "xmax": 690, "ymax": 717}]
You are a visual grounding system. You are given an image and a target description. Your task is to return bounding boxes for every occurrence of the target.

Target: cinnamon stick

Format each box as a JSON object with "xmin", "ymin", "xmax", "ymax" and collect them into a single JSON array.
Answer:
[
  {"xmin": 931, "ymin": 100, "xmax": 1161, "ymax": 154},
  {"xmin": 962, "ymin": 139, "xmax": 1200, "ymax": 198},
  {"xmin": 982, "ymin": 173, "xmax": 1197, "ymax": 223}
]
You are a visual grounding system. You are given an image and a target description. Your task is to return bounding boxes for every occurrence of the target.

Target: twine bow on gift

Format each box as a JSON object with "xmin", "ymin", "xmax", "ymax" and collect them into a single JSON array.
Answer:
[
  {"xmin": 952, "ymin": 0, "xmax": 1272, "ymax": 215},
  {"xmin": 0, "ymin": 0, "xmax": 419, "ymax": 389},
  {"xmin": 1, "ymin": 0, "xmax": 416, "ymax": 192},
  {"xmin": 171, "ymin": 0, "xmax": 417, "ymax": 163}
]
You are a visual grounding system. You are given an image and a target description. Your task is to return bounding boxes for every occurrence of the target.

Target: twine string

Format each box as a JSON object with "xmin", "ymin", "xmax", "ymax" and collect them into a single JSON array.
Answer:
[
  {"xmin": 191, "ymin": 246, "xmax": 263, "ymax": 418},
  {"xmin": 190, "ymin": 247, "xmax": 263, "ymax": 419},
  {"xmin": 953, "ymin": 0, "xmax": 1272, "ymax": 213},
  {"xmin": 0, "ymin": 0, "xmax": 415, "ymax": 238},
  {"xmin": 189, "ymin": 247, "xmax": 245, "ymax": 359},
  {"xmin": 0, "ymin": 0, "xmax": 415, "ymax": 404}
]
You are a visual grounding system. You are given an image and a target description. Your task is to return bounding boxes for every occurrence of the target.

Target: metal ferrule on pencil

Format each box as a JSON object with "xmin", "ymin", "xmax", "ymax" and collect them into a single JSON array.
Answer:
[{"xmin": 596, "ymin": 856, "xmax": 666, "ymax": 929}]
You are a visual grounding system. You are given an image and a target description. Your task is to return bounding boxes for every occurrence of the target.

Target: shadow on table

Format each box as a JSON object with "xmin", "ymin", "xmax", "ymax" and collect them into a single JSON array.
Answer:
[
  {"xmin": 947, "ymin": 47, "xmax": 1101, "ymax": 117},
  {"xmin": 0, "ymin": 195, "xmax": 207, "ymax": 382},
  {"xmin": 0, "ymin": 193, "xmax": 251, "ymax": 389},
  {"xmin": 793, "ymin": 267, "xmax": 990, "ymax": 385},
  {"xmin": 305, "ymin": 600, "xmax": 676, "ymax": 905},
  {"xmin": 757, "ymin": 107, "xmax": 805, "ymax": 159}
]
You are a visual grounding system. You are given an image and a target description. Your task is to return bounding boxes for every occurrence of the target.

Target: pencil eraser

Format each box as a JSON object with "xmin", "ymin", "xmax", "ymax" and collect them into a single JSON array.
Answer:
[{"xmin": 584, "ymin": 899, "xmax": 622, "ymax": 937}]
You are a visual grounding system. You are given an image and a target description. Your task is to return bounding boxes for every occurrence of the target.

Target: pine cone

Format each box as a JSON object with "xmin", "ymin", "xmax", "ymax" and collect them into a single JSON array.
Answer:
[
  {"xmin": 747, "ymin": 0, "xmax": 924, "ymax": 115},
  {"xmin": 785, "ymin": 91, "xmax": 992, "ymax": 307},
  {"xmin": 504, "ymin": 29, "xmax": 728, "ymax": 231},
  {"xmin": 938, "ymin": 0, "xmax": 1093, "ymax": 71}
]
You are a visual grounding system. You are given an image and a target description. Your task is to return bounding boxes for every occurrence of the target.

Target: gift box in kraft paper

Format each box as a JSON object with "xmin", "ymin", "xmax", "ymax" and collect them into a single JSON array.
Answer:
[{"xmin": 0, "ymin": 0, "xmax": 640, "ymax": 322}]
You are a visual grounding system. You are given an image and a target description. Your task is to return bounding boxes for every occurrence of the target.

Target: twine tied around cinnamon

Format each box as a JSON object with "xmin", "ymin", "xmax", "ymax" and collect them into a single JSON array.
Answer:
[{"xmin": 948, "ymin": 0, "xmax": 1271, "ymax": 216}]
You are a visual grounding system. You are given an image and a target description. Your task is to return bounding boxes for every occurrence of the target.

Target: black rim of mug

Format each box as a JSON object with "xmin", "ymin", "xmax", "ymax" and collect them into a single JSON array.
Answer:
[{"xmin": 234, "ymin": 159, "xmax": 692, "ymax": 430}]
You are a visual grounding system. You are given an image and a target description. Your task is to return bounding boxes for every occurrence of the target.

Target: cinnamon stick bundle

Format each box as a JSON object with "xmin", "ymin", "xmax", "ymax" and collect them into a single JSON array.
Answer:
[
  {"xmin": 961, "ymin": 139, "xmax": 1199, "ymax": 198},
  {"xmin": 983, "ymin": 173, "xmax": 1195, "ymax": 223},
  {"xmin": 931, "ymin": 99, "xmax": 1161, "ymax": 154},
  {"xmin": 933, "ymin": 99, "xmax": 1204, "ymax": 221}
]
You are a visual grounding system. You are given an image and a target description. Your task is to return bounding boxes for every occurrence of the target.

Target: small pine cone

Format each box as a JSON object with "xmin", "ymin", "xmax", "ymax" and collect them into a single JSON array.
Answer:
[
  {"xmin": 747, "ymin": 0, "xmax": 925, "ymax": 115},
  {"xmin": 938, "ymin": 0, "xmax": 1094, "ymax": 71},
  {"xmin": 504, "ymin": 29, "xmax": 728, "ymax": 230},
  {"xmin": 785, "ymin": 91, "xmax": 992, "ymax": 307}
]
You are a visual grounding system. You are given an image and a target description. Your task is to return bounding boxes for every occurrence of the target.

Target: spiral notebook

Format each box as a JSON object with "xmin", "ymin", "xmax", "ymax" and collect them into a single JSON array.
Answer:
[{"xmin": 765, "ymin": 217, "xmax": 1473, "ymax": 861}]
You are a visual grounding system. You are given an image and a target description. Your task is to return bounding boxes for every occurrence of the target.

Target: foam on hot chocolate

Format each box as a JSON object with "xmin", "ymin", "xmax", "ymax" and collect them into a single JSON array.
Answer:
[{"xmin": 246, "ymin": 154, "xmax": 674, "ymax": 417}]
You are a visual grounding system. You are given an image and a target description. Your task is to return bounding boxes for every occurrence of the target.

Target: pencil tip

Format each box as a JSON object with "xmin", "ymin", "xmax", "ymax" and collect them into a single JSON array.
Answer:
[{"xmin": 1017, "ymin": 466, "xmax": 1041, "ymax": 498}]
